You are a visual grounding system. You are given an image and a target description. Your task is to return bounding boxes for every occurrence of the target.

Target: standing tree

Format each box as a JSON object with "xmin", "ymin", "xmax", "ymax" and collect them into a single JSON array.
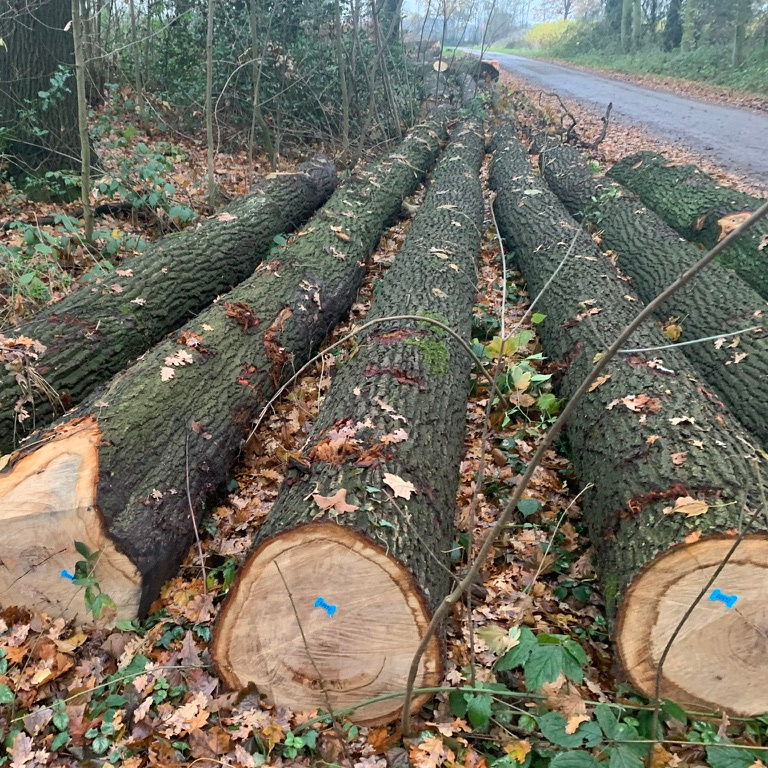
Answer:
[
  {"xmin": 0, "ymin": 0, "xmax": 82, "ymax": 179},
  {"xmin": 663, "ymin": 0, "xmax": 683, "ymax": 49}
]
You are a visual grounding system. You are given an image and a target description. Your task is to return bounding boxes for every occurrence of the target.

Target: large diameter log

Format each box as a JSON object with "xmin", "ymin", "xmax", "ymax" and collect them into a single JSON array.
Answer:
[
  {"xmin": 0, "ymin": 157, "xmax": 337, "ymax": 454},
  {"xmin": 212, "ymin": 121, "xmax": 485, "ymax": 725},
  {"xmin": 607, "ymin": 151, "xmax": 768, "ymax": 300},
  {"xmin": 491, "ymin": 132, "xmax": 768, "ymax": 716},
  {"xmin": 0, "ymin": 116, "xmax": 448, "ymax": 624},
  {"xmin": 540, "ymin": 144, "xmax": 768, "ymax": 447}
]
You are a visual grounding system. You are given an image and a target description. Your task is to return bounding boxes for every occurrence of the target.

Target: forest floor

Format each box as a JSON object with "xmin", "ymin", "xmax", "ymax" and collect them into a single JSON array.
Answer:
[{"xmin": 1, "ymin": 85, "xmax": 767, "ymax": 767}]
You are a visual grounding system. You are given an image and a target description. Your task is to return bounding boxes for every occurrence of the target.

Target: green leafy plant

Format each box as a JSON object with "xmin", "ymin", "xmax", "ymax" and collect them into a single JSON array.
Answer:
[{"xmin": 70, "ymin": 541, "xmax": 117, "ymax": 620}]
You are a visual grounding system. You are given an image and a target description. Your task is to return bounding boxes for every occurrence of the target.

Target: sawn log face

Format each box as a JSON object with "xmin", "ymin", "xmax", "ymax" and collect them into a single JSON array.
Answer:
[{"xmin": 0, "ymin": 117, "xmax": 448, "ymax": 623}]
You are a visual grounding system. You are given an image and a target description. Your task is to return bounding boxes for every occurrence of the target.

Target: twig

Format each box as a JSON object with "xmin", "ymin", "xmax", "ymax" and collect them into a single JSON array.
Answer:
[
  {"xmin": 185, "ymin": 430, "xmax": 208, "ymax": 592},
  {"xmin": 400, "ymin": 193, "xmax": 768, "ymax": 735},
  {"xmin": 620, "ymin": 324, "xmax": 763, "ymax": 354}
]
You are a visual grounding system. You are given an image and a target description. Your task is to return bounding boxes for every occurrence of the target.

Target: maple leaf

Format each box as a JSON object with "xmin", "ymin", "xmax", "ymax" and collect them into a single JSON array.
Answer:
[
  {"xmin": 663, "ymin": 495, "xmax": 709, "ymax": 517},
  {"xmin": 410, "ymin": 735, "xmax": 455, "ymax": 768},
  {"xmin": 504, "ymin": 740, "xmax": 531, "ymax": 763},
  {"xmin": 383, "ymin": 472, "xmax": 416, "ymax": 500},
  {"xmin": 312, "ymin": 488, "xmax": 359, "ymax": 514}
]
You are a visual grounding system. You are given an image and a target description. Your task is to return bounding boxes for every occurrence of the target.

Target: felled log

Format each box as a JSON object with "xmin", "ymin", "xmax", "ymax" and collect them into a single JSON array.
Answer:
[
  {"xmin": 212, "ymin": 121, "xmax": 485, "ymax": 725},
  {"xmin": 447, "ymin": 57, "xmax": 500, "ymax": 82},
  {"xmin": 491, "ymin": 131, "xmax": 768, "ymax": 717},
  {"xmin": 540, "ymin": 144, "xmax": 768, "ymax": 447},
  {"xmin": 0, "ymin": 116, "xmax": 448, "ymax": 624},
  {"xmin": 0, "ymin": 157, "xmax": 337, "ymax": 454},
  {"xmin": 608, "ymin": 151, "xmax": 768, "ymax": 300}
]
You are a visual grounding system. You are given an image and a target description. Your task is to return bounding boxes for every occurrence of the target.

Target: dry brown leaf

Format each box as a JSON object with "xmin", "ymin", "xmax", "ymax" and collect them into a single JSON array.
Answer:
[
  {"xmin": 161, "ymin": 366, "xmax": 175, "ymax": 382},
  {"xmin": 383, "ymin": 472, "xmax": 416, "ymax": 500},
  {"xmin": 663, "ymin": 495, "xmax": 709, "ymax": 517},
  {"xmin": 503, "ymin": 741, "xmax": 531, "ymax": 764},
  {"xmin": 646, "ymin": 434, "xmax": 661, "ymax": 444},
  {"xmin": 217, "ymin": 211, "xmax": 237, "ymax": 222},
  {"xmin": 312, "ymin": 488, "xmax": 359, "ymax": 514},
  {"xmin": 588, "ymin": 374, "xmax": 611, "ymax": 392},
  {"xmin": 565, "ymin": 714, "xmax": 591, "ymax": 735},
  {"xmin": 671, "ymin": 452, "xmax": 688, "ymax": 465},
  {"xmin": 717, "ymin": 211, "xmax": 753, "ymax": 240}
]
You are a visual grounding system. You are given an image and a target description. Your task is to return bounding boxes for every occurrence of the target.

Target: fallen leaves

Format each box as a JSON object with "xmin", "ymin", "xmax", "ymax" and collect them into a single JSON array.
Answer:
[
  {"xmin": 312, "ymin": 487, "xmax": 359, "ymax": 514},
  {"xmin": 606, "ymin": 393, "xmax": 662, "ymax": 413},
  {"xmin": 383, "ymin": 472, "xmax": 416, "ymax": 500},
  {"xmin": 663, "ymin": 495, "xmax": 709, "ymax": 517}
]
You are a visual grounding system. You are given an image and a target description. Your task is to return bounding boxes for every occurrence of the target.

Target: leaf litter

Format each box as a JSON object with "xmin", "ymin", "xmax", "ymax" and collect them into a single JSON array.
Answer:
[{"xmin": 0, "ymin": 119, "xmax": 762, "ymax": 768}]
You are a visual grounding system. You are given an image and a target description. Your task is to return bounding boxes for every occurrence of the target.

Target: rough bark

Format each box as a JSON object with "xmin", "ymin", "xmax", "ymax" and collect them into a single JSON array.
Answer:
[
  {"xmin": 0, "ymin": 115, "xmax": 448, "ymax": 627},
  {"xmin": 0, "ymin": 0, "xmax": 83, "ymax": 178},
  {"xmin": 212, "ymin": 121, "xmax": 485, "ymax": 725},
  {"xmin": 0, "ymin": 157, "xmax": 337, "ymax": 454},
  {"xmin": 540, "ymin": 144, "xmax": 768, "ymax": 448},
  {"xmin": 607, "ymin": 151, "xmax": 768, "ymax": 301},
  {"xmin": 491, "ymin": 129, "xmax": 768, "ymax": 717}
]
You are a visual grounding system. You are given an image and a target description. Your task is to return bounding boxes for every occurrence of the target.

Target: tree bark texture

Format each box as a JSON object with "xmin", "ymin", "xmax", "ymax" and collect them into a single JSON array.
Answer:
[
  {"xmin": 0, "ymin": 0, "xmax": 82, "ymax": 177},
  {"xmin": 0, "ymin": 157, "xmax": 337, "ymax": 454},
  {"xmin": 539, "ymin": 144, "xmax": 768, "ymax": 448},
  {"xmin": 212, "ymin": 120, "xmax": 485, "ymax": 725},
  {"xmin": 607, "ymin": 151, "xmax": 768, "ymax": 301},
  {"xmin": 0, "ymin": 115, "xmax": 448, "ymax": 625},
  {"xmin": 491, "ymin": 129, "xmax": 768, "ymax": 716}
]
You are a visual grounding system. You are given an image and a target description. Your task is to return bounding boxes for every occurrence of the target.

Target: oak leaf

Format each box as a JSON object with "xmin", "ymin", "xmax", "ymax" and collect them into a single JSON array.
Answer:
[
  {"xmin": 383, "ymin": 472, "xmax": 416, "ymax": 500},
  {"xmin": 312, "ymin": 488, "xmax": 359, "ymax": 514}
]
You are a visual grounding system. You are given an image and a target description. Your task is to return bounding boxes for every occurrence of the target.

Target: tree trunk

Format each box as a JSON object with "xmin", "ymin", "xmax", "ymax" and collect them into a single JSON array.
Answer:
[
  {"xmin": 539, "ymin": 143, "xmax": 768, "ymax": 448},
  {"xmin": 491, "ymin": 129, "xmax": 768, "ymax": 717},
  {"xmin": 71, "ymin": 0, "xmax": 94, "ymax": 242},
  {"xmin": 212, "ymin": 120, "xmax": 484, "ymax": 725},
  {"xmin": 732, "ymin": 0, "xmax": 751, "ymax": 67},
  {"xmin": 631, "ymin": 0, "xmax": 642, "ymax": 49},
  {"xmin": 681, "ymin": 0, "xmax": 697, "ymax": 51},
  {"xmin": 621, "ymin": 0, "xmax": 632, "ymax": 51},
  {"xmin": 0, "ymin": 116, "xmax": 448, "ymax": 627},
  {"xmin": 0, "ymin": 0, "xmax": 82, "ymax": 179},
  {"xmin": 0, "ymin": 158, "xmax": 338, "ymax": 454},
  {"xmin": 607, "ymin": 151, "xmax": 768, "ymax": 301}
]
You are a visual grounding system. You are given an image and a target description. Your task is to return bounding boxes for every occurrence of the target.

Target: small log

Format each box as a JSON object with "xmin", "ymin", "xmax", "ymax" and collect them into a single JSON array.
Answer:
[
  {"xmin": 0, "ymin": 116, "xmax": 448, "ymax": 624},
  {"xmin": 0, "ymin": 157, "xmax": 337, "ymax": 453},
  {"xmin": 607, "ymin": 151, "xmax": 768, "ymax": 301},
  {"xmin": 540, "ymin": 143, "xmax": 768, "ymax": 448},
  {"xmin": 212, "ymin": 121, "xmax": 486, "ymax": 725},
  {"xmin": 491, "ymin": 130, "xmax": 768, "ymax": 716}
]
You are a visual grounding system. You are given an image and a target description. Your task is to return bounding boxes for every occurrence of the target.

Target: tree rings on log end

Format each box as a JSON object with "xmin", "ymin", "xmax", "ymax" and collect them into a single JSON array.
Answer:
[
  {"xmin": 212, "ymin": 522, "xmax": 442, "ymax": 725},
  {"xmin": 618, "ymin": 536, "xmax": 768, "ymax": 716},
  {"xmin": 0, "ymin": 416, "xmax": 142, "ymax": 622}
]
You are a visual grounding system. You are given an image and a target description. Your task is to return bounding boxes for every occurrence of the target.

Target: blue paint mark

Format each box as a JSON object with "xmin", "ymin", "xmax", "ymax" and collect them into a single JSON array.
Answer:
[
  {"xmin": 709, "ymin": 588, "xmax": 738, "ymax": 609},
  {"xmin": 314, "ymin": 596, "xmax": 337, "ymax": 617},
  {"xmin": 60, "ymin": 569, "xmax": 75, "ymax": 581}
]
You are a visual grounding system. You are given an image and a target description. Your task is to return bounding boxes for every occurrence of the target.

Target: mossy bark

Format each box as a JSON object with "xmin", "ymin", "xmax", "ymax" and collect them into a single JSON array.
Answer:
[
  {"xmin": 210, "ymin": 120, "xmax": 484, "ymax": 721},
  {"xmin": 223, "ymin": 118, "xmax": 484, "ymax": 615},
  {"xmin": 0, "ymin": 158, "xmax": 337, "ymax": 453},
  {"xmin": 490, "ymin": 133, "xmax": 761, "ymax": 619},
  {"xmin": 540, "ymin": 144, "xmax": 768, "ymax": 447},
  {"xmin": 607, "ymin": 151, "xmax": 768, "ymax": 301},
  {"xmin": 0, "ymin": 116, "xmax": 448, "ymax": 618}
]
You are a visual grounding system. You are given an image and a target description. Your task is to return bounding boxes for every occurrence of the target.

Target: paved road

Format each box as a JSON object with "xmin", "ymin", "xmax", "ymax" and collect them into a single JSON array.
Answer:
[{"xmin": 464, "ymin": 50, "xmax": 768, "ymax": 187}]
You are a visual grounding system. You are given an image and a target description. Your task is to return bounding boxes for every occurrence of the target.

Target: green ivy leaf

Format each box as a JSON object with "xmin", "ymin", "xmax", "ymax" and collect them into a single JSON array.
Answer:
[
  {"xmin": 538, "ymin": 712, "xmax": 603, "ymax": 748},
  {"xmin": 0, "ymin": 684, "xmax": 14, "ymax": 704},
  {"xmin": 449, "ymin": 689, "xmax": 469, "ymax": 718},
  {"xmin": 51, "ymin": 731, "xmax": 69, "ymax": 751},
  {"xmin": 497, "ymin": 627, "xmax": 537, "ymax": 671},
  {"xmin": 466, "ymin": 692, "xmax": 493, "ymax": 729},
  {"xmin": 549, "ymin": 751, "xmax": 601, "ymax": 768},
  {"xmin": 706, "ymin": 746, "xmax": 764, "ymax": 768},
  {"xmin": 608, "ymin": 745, "xmax": 645, "ymax": 768}
]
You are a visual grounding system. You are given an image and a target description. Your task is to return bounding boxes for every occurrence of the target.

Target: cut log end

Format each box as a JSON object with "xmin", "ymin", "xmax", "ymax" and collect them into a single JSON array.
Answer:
[
  {"xmin": 212, "ymin": 523, "xmax": 442, "ymax": 725},
  {"xmin": 617, "ymin": 536, "xmax": 768, "ymax": 716},
  {"xmin": 0, "ymin": 416, "xmax": 141, "ymax": 622}
]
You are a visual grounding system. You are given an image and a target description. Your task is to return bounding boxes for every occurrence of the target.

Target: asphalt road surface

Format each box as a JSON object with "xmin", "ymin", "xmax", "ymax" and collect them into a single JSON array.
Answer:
[{"xmin": 464, "ymin": 50, "xmax": 768, "ymax": 187}]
